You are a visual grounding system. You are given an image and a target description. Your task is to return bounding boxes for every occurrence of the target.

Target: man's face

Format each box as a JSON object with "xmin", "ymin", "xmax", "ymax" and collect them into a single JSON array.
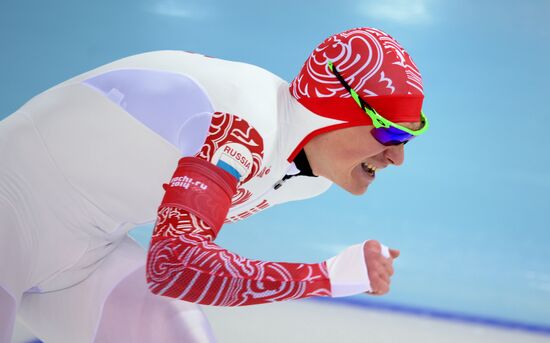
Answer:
[{"xmin": 304, "ymin": 122, "xmax": 421, "ymax": 195}]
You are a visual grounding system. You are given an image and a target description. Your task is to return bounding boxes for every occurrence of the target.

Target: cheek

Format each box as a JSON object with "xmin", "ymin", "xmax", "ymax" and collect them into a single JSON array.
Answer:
[
  {"xmin": 348, "ymin": 133, "xmax": 385, "ymax": 158},
  {"xmin": 331, "ymin": 148, "xmax": 360, "ymax": 169},
  {"xmin": 320, "ymin": 132, "xmax": 385, "ymax": 178},
  {"xmin": 341, "ymin": 145, "xmax": 384, "ymax": 167},
  {"xmin": 317, "ymin": 149, "xmax": 357, "ymax": 181},
  {"xmin": 333, "ymin": 150, "xmax": 368, "ymax": 182}
]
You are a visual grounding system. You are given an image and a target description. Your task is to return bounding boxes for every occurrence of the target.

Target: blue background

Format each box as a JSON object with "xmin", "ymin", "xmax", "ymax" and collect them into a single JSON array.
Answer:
[{"xmin": 1, "ymin": 0, "xmax": 549, "ymax": 329}]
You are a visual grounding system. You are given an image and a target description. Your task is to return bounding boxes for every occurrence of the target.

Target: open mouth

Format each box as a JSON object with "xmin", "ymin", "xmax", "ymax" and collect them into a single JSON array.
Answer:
[{"xmin": 361, "ymin": 162, "xmax": 377, "ymax": 177}]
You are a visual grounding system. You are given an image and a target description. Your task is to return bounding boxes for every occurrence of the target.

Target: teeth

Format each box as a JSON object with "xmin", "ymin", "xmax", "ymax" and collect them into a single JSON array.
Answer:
[
  {"xmin": 362, "ymin": 163, "xmax": 377, "ymax": 174},
  {"xmin": 363, "ymin": 163, "xmax": 376, "ymax": 171}
]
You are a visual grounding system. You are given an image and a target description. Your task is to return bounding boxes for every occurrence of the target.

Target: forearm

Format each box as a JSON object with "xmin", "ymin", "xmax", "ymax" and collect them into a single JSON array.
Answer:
[{"xmin": 146, "ymin": 207, "xmax": 331, "ymax": 306}]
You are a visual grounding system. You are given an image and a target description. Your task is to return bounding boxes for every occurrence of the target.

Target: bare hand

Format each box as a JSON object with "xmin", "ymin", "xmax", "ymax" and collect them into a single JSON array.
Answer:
[{"xmin": 363, "ymin": 240, "xmax": 400, "ymax": 296}]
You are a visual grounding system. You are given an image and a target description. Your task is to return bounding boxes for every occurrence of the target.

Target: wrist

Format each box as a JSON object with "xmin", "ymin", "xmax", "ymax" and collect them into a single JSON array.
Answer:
[{"xmin": 325, "ymin": 241, "xmax": 371, "ymax": 297}]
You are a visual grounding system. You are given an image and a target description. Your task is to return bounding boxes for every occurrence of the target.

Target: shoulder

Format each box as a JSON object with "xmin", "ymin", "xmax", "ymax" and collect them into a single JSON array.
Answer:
[{"xmin": 57, "ymin": 50, "xmax": 283, "ymax": 88}]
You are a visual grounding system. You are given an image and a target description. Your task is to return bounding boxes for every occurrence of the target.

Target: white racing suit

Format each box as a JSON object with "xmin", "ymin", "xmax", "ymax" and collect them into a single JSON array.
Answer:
[{"xmin": 0, "ymin": 51, "xmax": 375, "ymax": 342}]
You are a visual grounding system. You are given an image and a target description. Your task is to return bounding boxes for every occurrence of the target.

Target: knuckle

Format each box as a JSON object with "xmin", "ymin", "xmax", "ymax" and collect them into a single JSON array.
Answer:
[
  {"xmin": 366, "ymin": 255, "xmax": 379, "ymax": 264},
  {"xmin": 365, "ymin": 240, "xmax": 381, "ymax": 251},
  {"xmin": 369, "ymin": 264, "xmax": 382, "ymax": 274},
  {"xmin": 368, "ymin": 270, "xmax": 378, "ymax": 281},
  {"xmin": 365, "ymin": 253, "xmax": 381, "ymax": 266}
]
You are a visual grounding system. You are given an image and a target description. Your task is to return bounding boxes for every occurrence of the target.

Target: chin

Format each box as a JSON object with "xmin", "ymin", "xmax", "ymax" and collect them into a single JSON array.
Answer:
[{"xmin": 344, "ymin": 184, "xmax": 369, "ymax": 196}]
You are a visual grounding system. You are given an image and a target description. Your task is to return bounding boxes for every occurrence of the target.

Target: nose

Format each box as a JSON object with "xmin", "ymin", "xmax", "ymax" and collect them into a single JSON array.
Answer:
[{"xmin": 384, "ymin": 144, "xmax": 405, "ymax": 166}]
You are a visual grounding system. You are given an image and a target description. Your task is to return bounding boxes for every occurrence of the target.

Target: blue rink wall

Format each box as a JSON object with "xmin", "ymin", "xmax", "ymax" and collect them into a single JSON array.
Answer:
[{"xmin": 2, "ymin": 0, "xmax": 550, "ymax": 339}]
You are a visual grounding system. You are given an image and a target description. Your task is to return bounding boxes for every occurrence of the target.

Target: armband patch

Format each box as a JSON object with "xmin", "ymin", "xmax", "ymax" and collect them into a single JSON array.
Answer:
[
  {"xmin": 196, "ymin": 112, "xmax": 264, "ymax": 183},
  {"xmin": 212, "ymin": 143, "xmax": 253, "ymax": 180}
]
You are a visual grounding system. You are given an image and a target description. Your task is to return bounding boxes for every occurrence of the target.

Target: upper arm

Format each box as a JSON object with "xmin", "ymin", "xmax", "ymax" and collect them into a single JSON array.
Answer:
[{"xmin": 193, "ymin": 111, "xmax": 265, "ymax": 185}]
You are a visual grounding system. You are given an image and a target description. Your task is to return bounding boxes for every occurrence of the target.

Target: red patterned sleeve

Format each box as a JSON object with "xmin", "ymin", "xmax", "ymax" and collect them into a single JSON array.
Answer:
[
  {"xmin": 146, "ymin": 207, "xmax": 331, "ymax": 306},
  {"xmin": 146, "ymin": 112, "xmax": 331, "ymax": 306}
]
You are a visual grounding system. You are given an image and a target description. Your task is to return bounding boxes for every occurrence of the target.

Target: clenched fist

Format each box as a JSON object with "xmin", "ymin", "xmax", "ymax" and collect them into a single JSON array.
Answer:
[
  {"xmin": 363, "ymin": 240, "xmax": 400, "ymax": 295},
  {"xmin": 325, "ymin": 239, "xmax": 400, "ymax": 297}
]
